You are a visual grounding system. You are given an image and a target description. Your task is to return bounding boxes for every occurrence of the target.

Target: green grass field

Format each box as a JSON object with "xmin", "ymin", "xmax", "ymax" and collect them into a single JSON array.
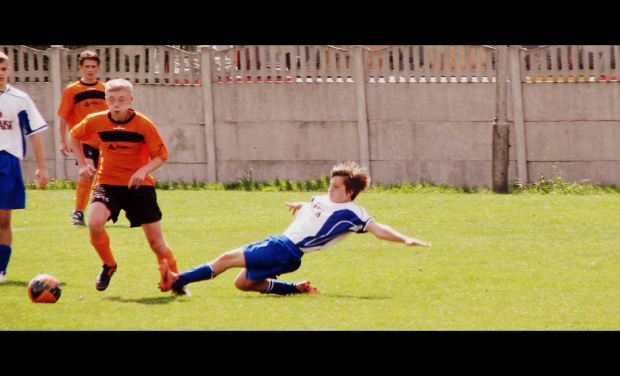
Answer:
[{"xmin": 1, "ymin": 187, "xmax": 618, "ymax": 331}]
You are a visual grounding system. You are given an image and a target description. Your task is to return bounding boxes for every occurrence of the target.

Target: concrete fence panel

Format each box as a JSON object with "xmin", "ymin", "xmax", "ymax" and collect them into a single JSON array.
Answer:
[{"xmin": 2, "ymin": 44, "xmax": 619, "ymax": 187}]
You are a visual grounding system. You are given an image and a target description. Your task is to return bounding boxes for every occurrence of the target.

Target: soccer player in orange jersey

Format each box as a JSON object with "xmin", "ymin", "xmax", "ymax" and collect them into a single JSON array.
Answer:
[
  {"xmin": 69, "ymin": 78, "xmax": 188, "ymax": 295},
  {"xmin": 57, "ymin": 51, "xmax": 108, "ymax": 226}
]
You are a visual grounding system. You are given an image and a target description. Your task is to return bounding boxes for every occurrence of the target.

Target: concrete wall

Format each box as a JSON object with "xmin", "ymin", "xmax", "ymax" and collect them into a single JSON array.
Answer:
[{"xmin": 4, "ymin": 44, "xmax": 619, "ymax": 187}]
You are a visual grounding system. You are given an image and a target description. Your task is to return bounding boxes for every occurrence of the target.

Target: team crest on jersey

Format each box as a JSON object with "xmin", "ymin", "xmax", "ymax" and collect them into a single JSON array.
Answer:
[
  {"xmin": 108, "ymin": 144, "xmax": 130, "ymax": 150},
  {"xmin": 310, "ymin": 203, "xmax": 325, "ymax": 218},
  {"xmin": 0, "ymin": 118, "xmax": 13, "ymax": 130}
]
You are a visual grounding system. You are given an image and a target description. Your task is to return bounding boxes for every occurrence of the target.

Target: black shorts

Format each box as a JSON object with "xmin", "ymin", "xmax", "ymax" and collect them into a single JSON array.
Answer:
[
  {"xmin": 74, "ymin": 144, "xmax": 100, "ymax": 168},
  {"xmin": 91, "ymin": 184, "xmax": 162, "ymax": 228},
  {"xmin": 83, "ymin": 144, "xmax": 100, "ymax": 168}
]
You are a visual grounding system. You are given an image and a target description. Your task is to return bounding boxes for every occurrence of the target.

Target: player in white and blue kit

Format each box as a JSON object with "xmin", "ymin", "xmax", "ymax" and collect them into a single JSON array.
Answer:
[
  {"xmin": 0, "ymin": 51, "xmax": 49, "ymax": 282},
  {"xmin": 159, "ymin": 161, "xmax": 431, "ymax": 295}
]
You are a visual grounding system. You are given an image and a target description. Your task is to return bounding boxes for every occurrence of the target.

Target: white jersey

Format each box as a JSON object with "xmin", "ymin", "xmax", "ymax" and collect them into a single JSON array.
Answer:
[
  {"xmin": 0, "ymin": 85, "xmax": 48, "ymax": 160},
  {"xmin": 282, "ymin": 195, "xmax": 374, "ymax": 253}
]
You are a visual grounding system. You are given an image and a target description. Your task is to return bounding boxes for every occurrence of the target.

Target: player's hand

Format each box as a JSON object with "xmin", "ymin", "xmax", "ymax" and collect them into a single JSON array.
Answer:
[
  {"xmin": 35, "ymin": 169, "xmax": 49, "ymax": 189},
  {"xmin": 78, "ymin": 165, "xmax": 96, "ymax": 181},
  {"xmin": 285, "ymin": 202, "xmax": 304, "ymax": 215},
  {"xmin": 128, "ymin": 169, "xmax": 147, "ymax": 189},
  {"xmin": 406, "ymin": 238, "xmax": 431, "ymax": 247},
  {"xmin": 60, "ymin": 143, "xmax": 71, "ymax": 157}
]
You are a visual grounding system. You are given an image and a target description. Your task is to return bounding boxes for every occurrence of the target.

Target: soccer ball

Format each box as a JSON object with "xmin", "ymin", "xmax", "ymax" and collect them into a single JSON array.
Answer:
[{"xmin": 28, "ymin": 274, "xmax": 62, "ymax": 303}]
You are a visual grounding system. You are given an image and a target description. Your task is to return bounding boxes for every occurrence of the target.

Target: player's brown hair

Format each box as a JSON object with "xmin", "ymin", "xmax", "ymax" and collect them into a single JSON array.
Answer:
[
  {"xmin": 79, "ymin": 51, "xmax": 100, "ymax": 66},
  {"xmin": 331, "ymin": 161, "xmax": 371, "ymax": 201}
]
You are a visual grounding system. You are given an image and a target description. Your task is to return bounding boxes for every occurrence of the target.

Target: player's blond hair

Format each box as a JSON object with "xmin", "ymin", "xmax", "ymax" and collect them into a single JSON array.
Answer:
[
  {"xmin": 331, "ymin": 161, "xmax": 371, "ymax": 201},
  {"xmin": 0, "ymin": 51, "xmax": 9, "ymax": 63},
  {"xmin": 105, "ymin": 78, "xmax": 133, "ymax": 96}
]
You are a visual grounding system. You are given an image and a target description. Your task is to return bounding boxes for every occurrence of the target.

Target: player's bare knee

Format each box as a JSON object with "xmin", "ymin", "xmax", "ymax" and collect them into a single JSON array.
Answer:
[
  {"xmin": 147, "ymin": 238, "xmax": 166, "ymax": 253},
  {"xmin": 234, "ymin": 277, "xmax": 255, "ymax": 292},
  {"xmin": 234, "ymin": 278, "xmax": 249, "ymax": 291},
  {"xmin": 88, "ymin": 221, "xmax": 105, "ymax": 233},
  {"xmin": 233, "ymin": 270, "xmax": 254, "ymax": 291},
  {"xmin": 0, "ymin": 211, "xmax": 10, "ymax": 230}
]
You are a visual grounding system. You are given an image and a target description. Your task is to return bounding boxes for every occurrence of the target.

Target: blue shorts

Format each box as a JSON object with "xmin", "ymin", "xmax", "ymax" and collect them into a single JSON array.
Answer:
[
  {"xmin": 0, "ymin": 151, "xmax": 26, "ymax": 210},
  {"xmin": 243, "ymin": 235, "xmax": 304, "ymax": 280}
]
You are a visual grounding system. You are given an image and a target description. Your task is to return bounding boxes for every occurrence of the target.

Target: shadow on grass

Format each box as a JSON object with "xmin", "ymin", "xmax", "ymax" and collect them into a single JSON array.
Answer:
[
  {"xmin": 0, "ymin": 280, "xmax": 72, "ymax": 288},
  {"xmin": 323, "ymin": 294, "xmax": 392, "ymax": 300},
  {"xmin": 103, "ymin": 295, "xmax": 183, "ymax": 305},
  {"xmin": 0, "ymin": 280, "xmax": 29, "ymax": 287},
  {"xmin": 259, "ymin": 293, "xmax": 393, "ymax": 300}
]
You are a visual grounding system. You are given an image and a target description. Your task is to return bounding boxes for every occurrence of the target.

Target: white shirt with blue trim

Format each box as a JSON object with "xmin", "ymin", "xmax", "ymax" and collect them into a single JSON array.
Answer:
[
  {"xmin": 0, "ymin": 85, "xmax": 48, "ymax": 160},
  {"xmin": 282, "ymin": 195, "xmax": 374, "ymax": 253}
]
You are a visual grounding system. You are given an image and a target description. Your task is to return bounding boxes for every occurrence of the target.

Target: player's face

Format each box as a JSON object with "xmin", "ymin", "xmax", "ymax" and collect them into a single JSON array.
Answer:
[
  {"xmin": 0, "ymin": 61, "xmax": 12, "ymax": 91},
  {"xmin": 329, "ymin": 176, "xmax": 351, "ymax": 203},
  {"xmin": 106, "ymin": 89, "xmax": 134, "ymax": 120},
  {"xmin": 79, "ymin": 59, "xmax": 100, "ymax": 83}
]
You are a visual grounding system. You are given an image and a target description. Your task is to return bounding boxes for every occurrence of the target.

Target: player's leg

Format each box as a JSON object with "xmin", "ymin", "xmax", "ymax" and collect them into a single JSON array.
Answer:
[
  {"xmin": 0, "ymin": 210, "xmax": 11, "ymax": 282},
  {"xmin": 0, "ymin": 153, "xmax": 25, "ymax": 281},
  {"xmin": 88, "ymin": 189, "xmax": 117, "ymax": 291},
  {"xmin": 159, "ymin": 247, "xmax": 246, "ymax": 292},
  {"xmin": 127, "ymin": 186, "xmax": 188, "ymax": 295},
  {"xmin": 72, "ymin": 143, "xmax": 97, "ymax": 226},
  {"xmin": 72, "ymin": 177, "xmax": 90, "ymax": 225},
  {"xmin": 233, "ymin": 236, "xmax": 319, "ymax": 295},
  {"xmin": 0, "ymin": 210, "xmax": 11, "ymax": 247},
  {"xmin": 234, "ymin": 269, "xmax": 321, "ymax": 295},
  {"xmin": 240, "ymin": 236, "xmax": 319, "ymax": 294},
  {"xmin": 142, "ymin": 220, "xmax": 173, "ymax": 260},
  {"xmin": 234, "ymin": 269, "xmax": 269, "ymax": 292}
]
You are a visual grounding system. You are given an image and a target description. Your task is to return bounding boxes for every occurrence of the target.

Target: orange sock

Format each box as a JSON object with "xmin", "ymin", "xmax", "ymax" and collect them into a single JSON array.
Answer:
[
  {"xmin": 75, "ymin": 178, "xmax": 92, "ymax": 212},
  {"xmin": 157, "ymin": 249, "xmax": 178, "ymax": 273},
  {"xmin": 90, "ymin": 230, "xmax": 115, "ymax": 266}
]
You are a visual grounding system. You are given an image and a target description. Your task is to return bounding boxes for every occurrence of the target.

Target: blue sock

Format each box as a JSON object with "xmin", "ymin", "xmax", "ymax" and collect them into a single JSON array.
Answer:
[
  {"xmin": 263, "ymin": 280, "xmax": 299, "ymax": 295},
  {"xmin": 0, "ymin": 245, "xmax": 11, "ymax": 275},
  {"xmin": 172, "ymin": 263, "xmax": 215, "ymax": 289}
]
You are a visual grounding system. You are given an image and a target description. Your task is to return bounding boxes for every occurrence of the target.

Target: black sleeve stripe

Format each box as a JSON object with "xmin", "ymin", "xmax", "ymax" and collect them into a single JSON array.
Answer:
[
  {"xmin": 74, "ymin": 91, "xmax": 106, "ymax": 104},
  {"xmin": 99, "ymin": 131, "xmax": 145, "ymax": 143}
]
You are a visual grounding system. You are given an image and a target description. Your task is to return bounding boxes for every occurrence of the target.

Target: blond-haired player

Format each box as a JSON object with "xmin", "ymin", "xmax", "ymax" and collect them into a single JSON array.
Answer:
[{"xmin": 70, "ymin": 78, "xmax": 188, "ymax": 295}]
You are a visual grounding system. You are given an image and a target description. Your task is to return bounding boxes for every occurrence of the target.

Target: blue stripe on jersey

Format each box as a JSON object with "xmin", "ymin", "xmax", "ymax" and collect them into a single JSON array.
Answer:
[
  {"xmin": 18, "ymin": 110, "xmax": 30, "ymax": 158},
  {"xmin": 297, "ymin": 209, "xmax": 367, "ymax": 248}
]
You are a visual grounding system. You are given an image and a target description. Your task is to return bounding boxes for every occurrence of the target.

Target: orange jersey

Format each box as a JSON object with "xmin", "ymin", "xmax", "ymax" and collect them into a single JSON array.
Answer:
[
  {"xmin": 57, "ymin": 80, "xmax": 108, "ymax": 147},
  {"xmin": 70, "ymin": 109, "xmax": 168, "ymax": 187}
]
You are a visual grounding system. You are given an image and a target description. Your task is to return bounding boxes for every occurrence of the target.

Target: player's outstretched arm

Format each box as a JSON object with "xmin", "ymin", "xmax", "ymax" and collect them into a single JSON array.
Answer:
[{"xmin": 366, "ymin": 221, "xmax": 431, "ymax": 247}]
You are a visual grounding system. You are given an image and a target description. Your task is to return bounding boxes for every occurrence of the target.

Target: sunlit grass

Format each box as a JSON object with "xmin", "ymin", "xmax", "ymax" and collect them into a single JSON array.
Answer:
[{"xmin": 3, "ymin": 186, "xmax": 619, "ymax": 330}]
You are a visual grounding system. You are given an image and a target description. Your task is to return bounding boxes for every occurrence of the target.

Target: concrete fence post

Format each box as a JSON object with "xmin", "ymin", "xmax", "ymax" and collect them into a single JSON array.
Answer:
[
  {"xmin": 352, "ymin": 45, "xmax": 371, "ymax": 173},
  {"xmin": 200, "ymin": 45, "xmax": 217, "ymax": 182},
  {"xmin": 509, "ymin": 45, "xmax": 528, "ymax": 184},
  {"xmin": 492, "ymin": 45, "xmax": 510, "ymax": 193},
  {"xmin": 50, "ymin": 45, "xmax": 65, "ymax": 180}
]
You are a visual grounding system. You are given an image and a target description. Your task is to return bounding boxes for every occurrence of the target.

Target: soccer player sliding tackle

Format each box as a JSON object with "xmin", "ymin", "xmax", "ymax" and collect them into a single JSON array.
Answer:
[{"xmin": 159, "ymin": 161, "xmax": 431, "ymax": 296}]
